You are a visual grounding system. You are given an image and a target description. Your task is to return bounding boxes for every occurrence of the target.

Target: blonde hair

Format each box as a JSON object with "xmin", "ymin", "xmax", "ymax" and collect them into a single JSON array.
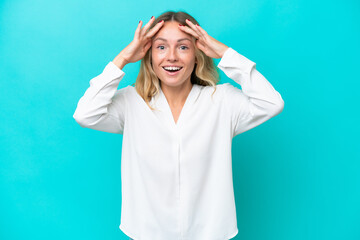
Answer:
[{"xmin": 134, "ymin": 10, "xmax": 220, "ymax": 110}]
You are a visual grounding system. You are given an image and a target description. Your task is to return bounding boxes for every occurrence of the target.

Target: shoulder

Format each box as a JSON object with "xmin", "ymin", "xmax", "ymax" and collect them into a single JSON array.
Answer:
[
  {"xmin": 199, "ymin": 83, "xmax": 232, "ymax": 96},
  {"xmin": 112, "ymin": 85, "xmax": 134, "ymax": 103},
  {"xmin": 114, "ymin": 85, "xmax": 132, "ymax": 95},
  {"xmin": 202, "ymin": 83, "xmax": 245, "ymax": 105},
  {"xmin": 216, "ymin": 83, "xmax": 244, "ymax": 98},
  {"xmin": 195, "ymin": 83, "xmax": 232, "ymax": 104}
]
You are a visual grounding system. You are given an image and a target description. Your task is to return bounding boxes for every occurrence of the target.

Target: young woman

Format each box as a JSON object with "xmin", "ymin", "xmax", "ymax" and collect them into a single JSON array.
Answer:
[{"xmin": 73, "ymin": 11, "xmax": 284, "ymax": 240}]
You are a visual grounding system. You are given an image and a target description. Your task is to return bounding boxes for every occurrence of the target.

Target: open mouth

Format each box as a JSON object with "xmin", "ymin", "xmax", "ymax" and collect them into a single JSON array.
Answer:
[{"xmin": 162, "ymin": 67, "xmax": 183, "ymax": 74}]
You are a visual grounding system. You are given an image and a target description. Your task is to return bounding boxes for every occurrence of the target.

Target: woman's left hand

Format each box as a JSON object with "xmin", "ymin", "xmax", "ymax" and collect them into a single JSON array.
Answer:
[{"xmin": 179, "ymin": 19, "xmax": 229, "ymax": 59}]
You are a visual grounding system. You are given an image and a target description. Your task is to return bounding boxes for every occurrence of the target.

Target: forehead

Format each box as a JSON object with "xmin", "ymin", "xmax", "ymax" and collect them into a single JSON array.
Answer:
[{"xmin": 152, "ymin": 21, "xmax": 194, "ymax": 43}]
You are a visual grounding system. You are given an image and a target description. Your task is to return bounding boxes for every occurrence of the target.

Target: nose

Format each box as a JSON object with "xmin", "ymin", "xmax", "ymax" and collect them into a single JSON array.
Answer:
[{"xmin": 167, "ymin": 47, "xmax": 178, "ymax": 62}]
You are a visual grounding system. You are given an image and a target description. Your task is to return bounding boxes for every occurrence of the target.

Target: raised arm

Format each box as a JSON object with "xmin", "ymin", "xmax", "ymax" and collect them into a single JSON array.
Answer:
[
  {"xmin": 73, "ymin": 62, "xmax": 128, "ymax": 134},
  {"xmin": 73, "ymin": 16, "xmax": 166, "ymax": 134},
  {"xmin": 218, "ymin": 47, "xmax": 285, "ymax": 137},
  {"xmin": 177, "ymin": 20, "xmax": 284, "ymax": 137}
]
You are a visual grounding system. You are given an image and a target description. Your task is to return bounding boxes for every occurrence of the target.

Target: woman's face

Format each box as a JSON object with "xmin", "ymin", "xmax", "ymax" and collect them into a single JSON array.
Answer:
[{"xmin": 151, "ymin": 21, "xmax": 196, "ymax": 88}]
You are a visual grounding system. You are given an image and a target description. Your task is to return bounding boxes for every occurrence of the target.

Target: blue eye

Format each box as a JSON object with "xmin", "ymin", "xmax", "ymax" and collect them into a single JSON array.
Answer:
[{"xmin": 156, "ymin": 45, "xmax": 188, "ymax": 50}]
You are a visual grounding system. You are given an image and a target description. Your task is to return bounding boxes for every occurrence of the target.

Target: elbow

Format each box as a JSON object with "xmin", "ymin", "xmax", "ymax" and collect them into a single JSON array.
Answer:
[
  {"xmin": 73, "ymin": 112, "xmax": 89, "ymax": 128},
  {"xmin": 73, "ymin": 113, "xmax": 84, "ymax": 127},
  {"xmin": 73, "ymin": 110, "xmax": 105, "ymax": 129},
  {"xmin": 270, "ymin": 90, "xmax": 285, "ymax": 117},
  {"xmin": 271, "ymin": 98, "xmax": 285, "ymax": 117}
]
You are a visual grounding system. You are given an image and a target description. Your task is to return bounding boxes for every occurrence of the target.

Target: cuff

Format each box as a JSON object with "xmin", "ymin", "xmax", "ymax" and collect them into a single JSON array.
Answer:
[
  {"xmin": 103, "ymin": 61, "xmax": 125, "ymax": 80},
  {"xmin": 217, "ymin": 47, "xmax": 256, "ymax": 74},
  {"xmin": 89, "ymin": 61, "xmax": 125, "ymax": 87}
]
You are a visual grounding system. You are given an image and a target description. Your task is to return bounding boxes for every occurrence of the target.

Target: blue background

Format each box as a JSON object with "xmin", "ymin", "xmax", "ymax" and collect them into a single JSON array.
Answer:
[{"xmin": 1, "ymin": 0, "xmax": 359, "ymax": 239}]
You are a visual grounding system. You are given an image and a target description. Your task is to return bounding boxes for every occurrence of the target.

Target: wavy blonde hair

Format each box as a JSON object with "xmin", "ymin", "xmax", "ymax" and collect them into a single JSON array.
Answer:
[{"xmin": 134, "ymin": 11, "xmax": 220, "ymax": 110}]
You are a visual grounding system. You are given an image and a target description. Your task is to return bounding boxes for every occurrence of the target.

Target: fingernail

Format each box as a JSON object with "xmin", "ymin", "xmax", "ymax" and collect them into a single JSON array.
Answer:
[
  {"xmin": 186, "ymin": 18, "xmax": 190, "ymax": 21},
  {"xmin": 196, "ymin": 24, "xmax": 200, "ymax": 26},
  {"xmin": 151, "ymin": 16, "xmax": 154, "ymax": 19},
  {"xmin": 179, "ymin": 24, "xmax": 184, "ymax": 26},
  {"xmin": 160, "ymin": 20, "xmax": 164, "ymax": 23}
]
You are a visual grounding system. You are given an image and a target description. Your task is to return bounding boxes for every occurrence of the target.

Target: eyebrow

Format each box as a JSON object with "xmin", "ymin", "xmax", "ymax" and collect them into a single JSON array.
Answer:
[{"xmin": 153, "ymin": 37, "xmax": 192, "ymax": 43}]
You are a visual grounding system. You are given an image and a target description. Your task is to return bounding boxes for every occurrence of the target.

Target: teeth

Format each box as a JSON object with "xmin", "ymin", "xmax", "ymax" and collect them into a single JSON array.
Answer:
[{"xmin": 163, "ymin": 66, "xmax": 182, "ymax": 71}]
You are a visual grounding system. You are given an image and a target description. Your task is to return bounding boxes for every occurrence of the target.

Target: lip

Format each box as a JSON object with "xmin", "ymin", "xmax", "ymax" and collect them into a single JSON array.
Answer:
[{"xmin": 162, "ymin": 66, "xmax": 183, "ymax": 76}]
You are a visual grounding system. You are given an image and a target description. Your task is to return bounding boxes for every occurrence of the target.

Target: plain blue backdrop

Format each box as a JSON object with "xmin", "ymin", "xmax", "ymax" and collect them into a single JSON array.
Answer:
[{"xmin": 1, "ymin": 0, "xmax": 359, "ymax": 239}]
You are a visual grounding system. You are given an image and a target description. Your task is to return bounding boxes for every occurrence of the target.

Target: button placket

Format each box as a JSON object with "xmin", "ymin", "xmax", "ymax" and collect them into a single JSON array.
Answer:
[{"xmin": 172, "ymin": 128, "xmax": 184, "ymax": 238}]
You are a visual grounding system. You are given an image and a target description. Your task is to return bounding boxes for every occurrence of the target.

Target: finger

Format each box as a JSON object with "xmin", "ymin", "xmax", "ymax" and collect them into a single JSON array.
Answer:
[
  {"xmin": 145, "ymin": 20, "xmax": 165, "ymax": 39},
  {"xmin": 141, "ymin": 16, "xmax": 156, "ymax": 36},
  {"xmin": 178, "ymin": 25, "xmax": 200, "ymax": 39},
  {"xmin": 185, "ymin": 19, "xmax": 203, "ymax": 38},
  {"xmin": 143, "ymin": 40, "xmax": 152, "ymax": 52},
  {"xmin": 135, "ymin": 20, "xmax": 143, "ymax": 39},
  {"xmin": 196, "ymin": 40, "xmax": 205, "ymax": 50},
  {"xmin": 195, "ymin": 24, "xmax": 209, "ymax": 39}
]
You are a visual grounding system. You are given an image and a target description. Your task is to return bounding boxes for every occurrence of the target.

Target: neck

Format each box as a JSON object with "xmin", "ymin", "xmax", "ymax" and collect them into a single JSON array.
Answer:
[{"xmin": 160, "ymin": 80, "xmax": 193, "ymax": 108}]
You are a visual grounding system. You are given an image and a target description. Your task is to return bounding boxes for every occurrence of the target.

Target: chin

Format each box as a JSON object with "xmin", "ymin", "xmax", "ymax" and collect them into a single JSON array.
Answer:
[{"xmin": 160, "ymin": 79, "xmax": 185, "ymax": 88}]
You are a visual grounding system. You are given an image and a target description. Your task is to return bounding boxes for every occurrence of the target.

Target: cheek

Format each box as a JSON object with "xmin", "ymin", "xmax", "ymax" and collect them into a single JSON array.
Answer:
[
  {"xmin": 151, "ymin": 52, "xmax": 163, "ymax": 63},
  {"xmin": 186, "ymin": 56, "xmax": 196, "ymax": 67}
]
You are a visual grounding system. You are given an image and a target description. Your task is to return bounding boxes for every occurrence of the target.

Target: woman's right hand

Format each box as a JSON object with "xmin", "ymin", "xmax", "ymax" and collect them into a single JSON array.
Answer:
[{"xmin": 113, "ymin": 17, "xmax": 165, "ymax": 68}]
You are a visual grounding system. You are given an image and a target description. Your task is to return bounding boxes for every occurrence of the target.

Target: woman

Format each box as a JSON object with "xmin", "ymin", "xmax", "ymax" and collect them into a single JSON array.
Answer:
[{"xmin": 73, "ymin": 11, "xmax": 284, "ymax": 240}]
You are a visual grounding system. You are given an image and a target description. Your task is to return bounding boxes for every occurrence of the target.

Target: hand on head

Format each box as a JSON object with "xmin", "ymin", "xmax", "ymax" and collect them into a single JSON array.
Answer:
[
  {"xmin": 118, "ymin": 16, "xmax": 165, "ymax": 64},
  {"xmin": 117, "ymin": 16, "xmax": 230, "ymax": 68},
  {"xmin": 178, "ymin": 19, "xmax": 229, "ymax": 59}
]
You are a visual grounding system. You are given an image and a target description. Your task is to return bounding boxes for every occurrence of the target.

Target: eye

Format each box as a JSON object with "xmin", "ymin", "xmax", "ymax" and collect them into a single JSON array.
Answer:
[
  {"xmin": 157, "ymin": 45, "xmax": 165, "ymax": 50},
  {"xmin": 180, "ymin": 46, "xmax": 189, "ymax": 50}
]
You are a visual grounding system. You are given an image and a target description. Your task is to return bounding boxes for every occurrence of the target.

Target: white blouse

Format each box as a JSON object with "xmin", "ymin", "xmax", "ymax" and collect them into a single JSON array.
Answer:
[{"xmin": 73, "ymin": 47, "xmax": 284, "ymax": 240}]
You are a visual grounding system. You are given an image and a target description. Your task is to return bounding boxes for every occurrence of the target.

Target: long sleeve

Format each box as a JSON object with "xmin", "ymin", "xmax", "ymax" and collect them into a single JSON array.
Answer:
[
  {"xmin": 217, "ymin": 47, "xmax": 284, "ymax": 137},
  {"xmin": 73, "ymin": 61, "xmax": 128, "ymax": 134}
]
